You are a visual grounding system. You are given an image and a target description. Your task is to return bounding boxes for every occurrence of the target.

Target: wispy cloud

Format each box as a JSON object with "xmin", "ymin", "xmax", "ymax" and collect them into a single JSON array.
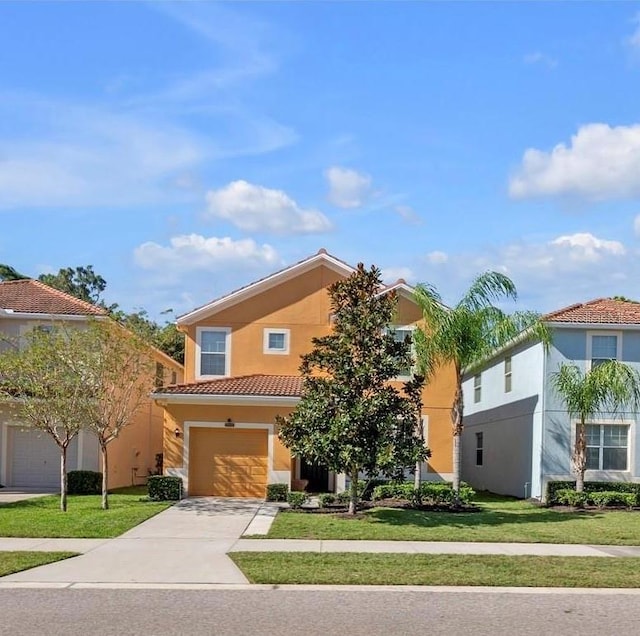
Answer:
[
  {"xmin": 625, "ymin": 12, "xmax": 640, "ymax": 51},
  {"xmin": 523, "ymin": 51, "xmax": 558, "ymax": 69},
  {"xmin": 325, "ymin": 166, "xmax": 373, "ymax": 209}
]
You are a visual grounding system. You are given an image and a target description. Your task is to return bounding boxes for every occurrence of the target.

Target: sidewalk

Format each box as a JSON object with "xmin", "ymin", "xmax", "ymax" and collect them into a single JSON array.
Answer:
[{"xmin": 3, "ymin": 536, "xmax": 640, "ymax": 558}]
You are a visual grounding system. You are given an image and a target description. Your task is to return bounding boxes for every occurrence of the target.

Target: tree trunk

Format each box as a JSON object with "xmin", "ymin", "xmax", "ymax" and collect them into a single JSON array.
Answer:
[
  {"xmin": 574, "ymin": 419, "xmax": 587, "ymax": 493},
  {"xmin": 414, "ymin": 412, "xmax": 423, "ymax": 489},
  {"xmin": 60, "ymin": 446, "xmax": 68, "ymax": 512},
  {"xmin": 451, "ymin": 378, "xmax": 464, "ymax": 505},
  {"xmin": 348, "ymin": 467, "xmax": 358, "ymax": 515},
  {"xmin": 100, "ymin": 442, "xmax": 109, "ymax": 510}
]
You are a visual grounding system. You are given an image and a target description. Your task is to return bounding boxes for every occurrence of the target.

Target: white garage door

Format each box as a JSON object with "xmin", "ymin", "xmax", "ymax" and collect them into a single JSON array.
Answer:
[{"xmin": 9, "ymin": 427, "xmax": 78, "ymax": 489}]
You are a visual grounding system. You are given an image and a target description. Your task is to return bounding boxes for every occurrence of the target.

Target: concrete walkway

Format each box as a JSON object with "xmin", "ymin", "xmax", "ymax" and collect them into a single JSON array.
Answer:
[
  {"xmin": 0, "ymin": 489, "xmax": 55, "ymax": 504},
  {"xmin": 0, "ymin": 498, "xmax": 266, "ymax": 586}
]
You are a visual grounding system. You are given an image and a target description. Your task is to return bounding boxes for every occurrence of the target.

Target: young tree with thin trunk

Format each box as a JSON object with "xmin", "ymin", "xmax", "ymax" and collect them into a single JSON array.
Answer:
[
  {"xmin": 551, "ymin": 360, "xmax": 640, "ymax": 492},
  {"xmin": 413, "ymin": 273, "xmax": 549, "ymax": 505},
  {"xmin": 278, "ymin": 264, "xmax": 429, "ymax": 515},
  {"xmin": 74, "ymin": 320, "xmax": 155, "ymax": 510},
  {"xmin": 0, "ymin": 327, "xmax": 87, "ymax": 511}
]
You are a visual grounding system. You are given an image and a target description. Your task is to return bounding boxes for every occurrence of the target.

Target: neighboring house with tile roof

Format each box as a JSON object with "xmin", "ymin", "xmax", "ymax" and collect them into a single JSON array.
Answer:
[
  {"xmin": 0, "ymin": 279, "xmax": 183, "ymax": 490},
  {"xmin": 460, "ymin": 297, "xmax": 640, "ymax": 500},
  {"xmin": 153, "ymin": 249, "xmax": 457, "ymax": 497}
]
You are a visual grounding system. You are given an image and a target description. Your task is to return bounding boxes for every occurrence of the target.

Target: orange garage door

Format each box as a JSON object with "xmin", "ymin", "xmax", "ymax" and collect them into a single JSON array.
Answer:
[{"xmin": 189, "ymin": 428, "xmax": 268, "ymax": 497}]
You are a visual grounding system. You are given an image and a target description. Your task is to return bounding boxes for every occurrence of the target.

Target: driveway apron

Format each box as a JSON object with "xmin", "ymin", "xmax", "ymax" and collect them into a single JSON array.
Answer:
[{"xmin": 1, "ymin": 498, "xmax": 261, "ymax": 585}]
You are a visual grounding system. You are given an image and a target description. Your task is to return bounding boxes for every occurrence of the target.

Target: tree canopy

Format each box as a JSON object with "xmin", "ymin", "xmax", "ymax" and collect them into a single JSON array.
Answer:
[{"xmin": 277, "ymin": 264, "xmax": 428, "ymax": 513}]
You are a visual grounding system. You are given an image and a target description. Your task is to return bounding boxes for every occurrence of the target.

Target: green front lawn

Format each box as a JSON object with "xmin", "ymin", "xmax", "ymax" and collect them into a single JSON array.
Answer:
[
  {"xmin": 231, "ymin": 552, "xmax": 640, "ymax": 587},
  {"xmin": 268, "ymin": 494, "xmax": 640, "ymax": 545},
  {"xmin": 0, "ymin": 493, "xmax": 171, "ymax": 538},
  {"xmin": 0, "ymin": 551, "xmax": 78, "ymax": 576}
]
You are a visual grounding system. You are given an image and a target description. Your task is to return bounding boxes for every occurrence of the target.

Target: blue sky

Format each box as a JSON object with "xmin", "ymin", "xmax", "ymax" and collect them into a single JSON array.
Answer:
[{"xmin": 2, "ymin": 1, "xmax": 640, "ymax": 319}]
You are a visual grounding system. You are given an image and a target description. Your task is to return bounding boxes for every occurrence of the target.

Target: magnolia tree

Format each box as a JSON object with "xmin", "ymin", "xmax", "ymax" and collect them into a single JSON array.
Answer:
[
  {"xmin": 0, "ymin": 327, "xmax": 88, "ymax": 511},
  {"xmin": 277, "ymin": 264, "xmax": 429, "ymax": 514}
]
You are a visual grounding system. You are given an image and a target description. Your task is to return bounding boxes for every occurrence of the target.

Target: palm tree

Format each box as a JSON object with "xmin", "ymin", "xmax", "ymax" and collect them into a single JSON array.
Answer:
[
  {"xmin": 413, "ymin": 272, "xmax": 549, "ymax": 503},
  {"xmin": 551, "ymin": 360, "xmax": 640, "ymax": 492}
]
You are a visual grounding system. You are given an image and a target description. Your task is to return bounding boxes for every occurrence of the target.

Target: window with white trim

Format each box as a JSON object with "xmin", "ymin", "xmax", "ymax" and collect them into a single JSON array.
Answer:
[
  {"xmin": 473, "ymin": 374, "xmax": 481, "ymax": 403},
  {"xmin": 588, "ymin": 333, "xmax": 620, "ymax": 369},
  {"xmin": 390, "ymin": 326, "xmax": 414, "ymax": 377},
  {"xmin": 585, "ymin": 424, "xmax": 629, "ymax": 471},
  {"xmin": 263, "ymin": 328, "xmax": 290, "ymax": 355},
  {"xmin": 197, "ymin": 328, "xmax": 230, "ymax": 377},
  {"xmin": 475, "ymin": 432, "xmax": 484, "ymax": 466},
  {"xmin": 504, "ymin": 356, "xmax": 512, "ymax": 393}
]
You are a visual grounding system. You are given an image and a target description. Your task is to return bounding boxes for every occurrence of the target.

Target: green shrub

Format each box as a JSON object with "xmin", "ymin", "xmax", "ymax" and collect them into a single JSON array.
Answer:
[
  {"xmin": 372, "ymin": 482, "xmax": 475, "ymax": 506},
  {"xmin": 361, "ymin": 478, "xmax": 389, "ymax": 501},
  {"xmin": 67, "ymin": 470, "xmax": 101, "ymax": 495},
  {"xmin": 555, "ymin": 489, "xmax": 587, "ymax": 508},
  {"xmin": 266, "ymin": 483, "xmax": 289, "ymax": 502},
  {"xmin": 547, "ymin": 480, "xmax": 640, "ymax": 505},
  {"xmin": 335, "ymin": 491, "xmax": 351, "ymax": 504},
  {"xmin": 148, "ymin": 475, "xmax": 182, "ymax": 501},
  {"xmin": 287, "ymin": 491, "xmax": 308, "ymax": 509},
  {"xmin": 318, "ymin": 493, "xmax": 337, "ymax": 507},
  {"xmin": 589, "ymin": 491, "xmax": 636, "ymax": 509},
  {"xmin": 372, "ymin": 483, "xmax": 414, "ymax": 501}
]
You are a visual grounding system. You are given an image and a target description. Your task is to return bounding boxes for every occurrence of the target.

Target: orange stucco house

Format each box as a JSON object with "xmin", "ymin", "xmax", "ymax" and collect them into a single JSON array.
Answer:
[
  {"xmin": 0, "ymin": 279, "xmax": 183, "ymax": 490},
  {"xmin": 154, "ymin": 250, "xmax": 456, "ymax": 497}
]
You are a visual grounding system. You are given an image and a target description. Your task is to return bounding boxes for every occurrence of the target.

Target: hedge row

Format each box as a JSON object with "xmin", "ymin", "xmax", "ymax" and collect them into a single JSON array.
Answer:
[
  {"xmin": 372, "ymin": 481, "xmax": 475, "ymax": 506},
  {"xmin": 554, "ymin": 488, "xmax": 637, "ymax": 509},
  {"xmin": 547, "ymin": 480, "xmax": 640, "ymax": 505},
  {"xmin": 67, "ymin": 470, "xmax": 101, "ymax": 495}
]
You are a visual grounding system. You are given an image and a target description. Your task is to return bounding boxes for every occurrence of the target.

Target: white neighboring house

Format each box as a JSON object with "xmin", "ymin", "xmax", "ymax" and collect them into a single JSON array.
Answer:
[{"xmin": 460, "ymin": 298, "xmax": 640, "ymax": 501}]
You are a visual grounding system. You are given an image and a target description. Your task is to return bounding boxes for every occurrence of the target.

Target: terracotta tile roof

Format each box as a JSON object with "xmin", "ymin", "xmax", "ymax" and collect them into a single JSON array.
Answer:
[
  {"xmin": 0, "ymin": 279, "xmax": 106, "ymax": 316},
  {"xmin": 155, "ymin": 374, "xmax": 303, "ymax": 397},
  {"xmin": 544, "ymin": 298, "xmax": 640, "ymax": 325}
]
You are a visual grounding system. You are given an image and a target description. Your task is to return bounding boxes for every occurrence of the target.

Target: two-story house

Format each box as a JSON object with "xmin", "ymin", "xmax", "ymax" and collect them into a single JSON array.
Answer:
[
  {"xmin": 153, "ymin": 249, "xmax": 457, "ymax": 497},
  {"xmin": 460, "ymin": 298, "xmax": 640, "ymax": 500},
  {"xmin": 0, "ymin": 278, "xmax": 183, "ymax": 490}
]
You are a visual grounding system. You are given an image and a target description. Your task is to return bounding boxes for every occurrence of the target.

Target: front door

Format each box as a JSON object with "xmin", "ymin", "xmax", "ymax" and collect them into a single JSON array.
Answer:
[{"xmin": 300, "ymin": 458, "xmax": 329, "ymax": 492}]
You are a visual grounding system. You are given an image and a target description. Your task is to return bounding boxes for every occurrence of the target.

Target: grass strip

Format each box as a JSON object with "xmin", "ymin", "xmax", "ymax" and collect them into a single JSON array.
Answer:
[
  {"xmin": 267, "ymin": 496, "xmax": 640, "ymax": 545},
  {"xmin": 230, "ymin": 552, "xmax": 640, "ymax": 588},
  {"xmin": 0, "ymin": 551, "xmax": 78, "ymax": 577},
  {"xmin": 0, "ymin": 494, "xmax": 170, "ymax": 538}
]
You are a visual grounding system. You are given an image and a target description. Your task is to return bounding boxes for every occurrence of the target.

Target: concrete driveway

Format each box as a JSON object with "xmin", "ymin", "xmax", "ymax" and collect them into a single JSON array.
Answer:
[
  {"xmin": 0, "ymin": 489, "xmax": 55, "ymax": 504},
  {"xmin": 1, "ymin": 497, "xmax": 264, "ymax": 586}
]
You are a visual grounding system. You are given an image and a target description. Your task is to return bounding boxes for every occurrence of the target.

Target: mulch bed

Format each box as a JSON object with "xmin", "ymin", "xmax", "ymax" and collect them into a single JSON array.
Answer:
[{"xmin": 284, "ymin": 498, "xmax": 479, "ymax": 515}]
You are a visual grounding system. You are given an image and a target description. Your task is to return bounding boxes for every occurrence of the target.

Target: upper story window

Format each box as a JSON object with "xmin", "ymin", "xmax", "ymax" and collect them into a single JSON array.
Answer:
[
  {"xmin": 473, "ymin": 373, "xmax": 481, "ymax": 403},
  {"xmin": 263, "ymin": 328, "xmax": 290, "ymax": 355},
  {"xmin": 390, "ymin": 326, "xmax": 414, "ymax": 378},
  {"xmin": 197, "ymin": 327, "xmax": 231, "ymax": 378},
  {"xmin": 155, "ymin": 362, "xmax": 164, "ymax": 388},
  {"xmin": 588, "ymin": 332, "xmax": 621, "ymax": 369},
  {"xmin": 504, "ymin": 356, "xmax": 512, "ymax": 393}
]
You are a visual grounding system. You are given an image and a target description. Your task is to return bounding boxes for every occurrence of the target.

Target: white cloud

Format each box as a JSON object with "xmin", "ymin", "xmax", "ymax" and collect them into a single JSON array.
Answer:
[
  {"xmin": 418, "ymin": 231, "xmax": 632, "ymax": 313},
  {"xmin": 134, "ymin": 234, "xmax": 280, "ymax": 272},
  {"xmin": 381, "ymin": 267, "xmax": 415, "ymax": 284},
  {"xmin": 550, "ymin": 232, "xmax": 625, "ymax": 262},
  {"xmin": 509, "ymin": 123, "xmax": 640, "ymax": 200},
  {"xmin": 427, "ymin": 251, "xmax": 448, "ymax": 265},
  {"xmin": 395, "ymin": 205, "xmax": 423, "ymax": 225},
  {"xmin": 634, "ymin": 215, "xmax": 640, "ymax": 236},
  {"xmin": 325, "ymin": 167, "xmax": 373, "ymax": 209},
  {"xmin": 523, "ymin": 51, "xmax": 558, "ymax": 68},
  {"xmin": 626, "ymin": 13, "xmax": 640, "ymax": 50},
  {"xmin": 205, "ymin": 180, "xmax": 332, "ymax": 234}
]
